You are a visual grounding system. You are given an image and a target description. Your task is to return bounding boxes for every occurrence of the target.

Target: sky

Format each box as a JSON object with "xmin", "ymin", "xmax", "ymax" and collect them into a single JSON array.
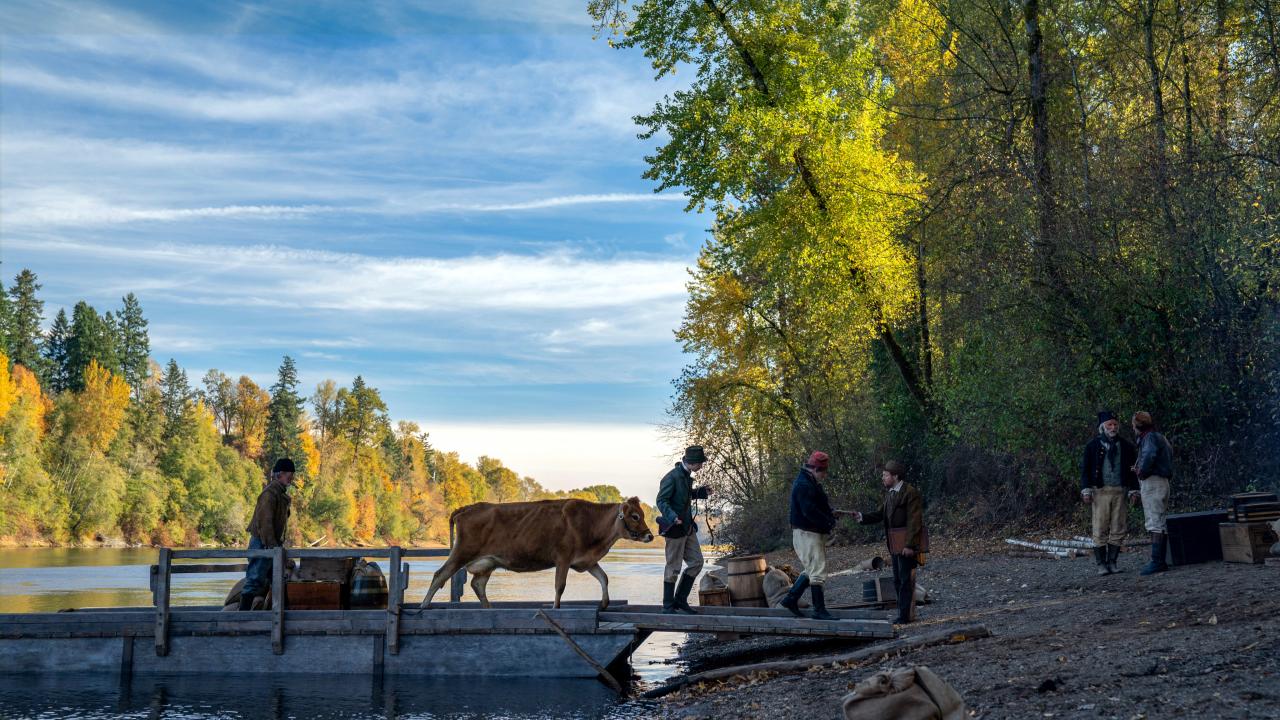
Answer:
[{"xmin": 0, "ymin": 0, "xmax": 708, "ymax": 500}]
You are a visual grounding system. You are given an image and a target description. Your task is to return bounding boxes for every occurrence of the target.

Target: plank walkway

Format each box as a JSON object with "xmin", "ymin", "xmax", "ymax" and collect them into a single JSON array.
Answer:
[{"xmin": 598, "ymin": 605, "xmax": 895, "ymax": 639}]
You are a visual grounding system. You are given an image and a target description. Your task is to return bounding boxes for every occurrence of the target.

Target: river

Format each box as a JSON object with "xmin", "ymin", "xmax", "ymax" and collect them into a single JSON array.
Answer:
[{"xmin": 0, "ymin": 546, "xmax": 690, "ymax": 719}]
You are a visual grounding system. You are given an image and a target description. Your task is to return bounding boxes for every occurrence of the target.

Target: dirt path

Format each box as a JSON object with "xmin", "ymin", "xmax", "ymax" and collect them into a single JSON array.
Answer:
[{"xmin": 647, "ymin": 541, "xmax": 1280, "ymax": 719}]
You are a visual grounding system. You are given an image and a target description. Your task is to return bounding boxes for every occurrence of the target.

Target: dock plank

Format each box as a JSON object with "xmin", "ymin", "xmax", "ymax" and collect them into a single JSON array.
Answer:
[
  {"xmin": 597, "ymin": 611, "xmax": 894, "ymax": 639},
  {"xmin": 619, "ymin": 604, "xmax": 892, "ymax": 621}
]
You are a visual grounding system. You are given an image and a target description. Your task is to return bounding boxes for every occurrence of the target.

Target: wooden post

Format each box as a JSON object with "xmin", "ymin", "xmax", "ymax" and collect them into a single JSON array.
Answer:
[
  {"xmin": 153, "ymin": 548, "xmax": 171, "ymax": 657},
  {"xmin": 387, "ymin": 546, "xmax": 402, "ymax": 655},
  {"xmin": 271, "ymin": 546, "xmax": 285, "ymax": 655},
  {"xmin": 450, "ymin": 568, "xmax": 466, "ymax": 602}
]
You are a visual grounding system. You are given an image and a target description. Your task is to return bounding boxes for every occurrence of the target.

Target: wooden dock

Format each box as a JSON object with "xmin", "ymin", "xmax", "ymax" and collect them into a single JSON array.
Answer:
[{"xmin": 0, "ymin": 546, "xmax": 897, "ymax": 682}]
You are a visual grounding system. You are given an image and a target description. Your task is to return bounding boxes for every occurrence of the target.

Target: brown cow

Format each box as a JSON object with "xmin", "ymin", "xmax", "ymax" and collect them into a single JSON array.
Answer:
[{"xmin": 422, "ymin": 496, "xmax": 654, "ymax": 609}]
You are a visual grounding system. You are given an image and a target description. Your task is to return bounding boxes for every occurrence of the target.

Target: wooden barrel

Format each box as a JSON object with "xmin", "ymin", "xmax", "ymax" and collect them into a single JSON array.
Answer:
[
  {"xmin": 349, "ymin": 563, "xmax": 388, "ymax": 609},
  {"xmin": 724, "ymin": 555, "xmax": 768, "ymax": 607}
]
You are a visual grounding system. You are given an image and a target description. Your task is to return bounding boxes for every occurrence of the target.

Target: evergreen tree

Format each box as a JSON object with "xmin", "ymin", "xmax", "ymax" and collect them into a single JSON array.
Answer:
[
  {"xmin": 339, "ymin": 375, "xmax": 389, "ymax": 460},
  {"xmin": 263, "ymin": 355, "xmax": 307, "ymax": 477},
  {"xmin": 116, "ymin": 293, "xmax": 150, "ymax": 394},
  {"xmin": 0, "ymin": 274, "xmax": 10, "ymax": 357},
  {"xmin": 7, "ymin": 269, "xmax": 45, "ymax": 372},
  {"xmin": 67, "ymin": 301, "xmax": 120, "ymax": 390},
  {"xmin": 42, "ymin": 308, "xmax": 73, "ymax": 393},
  {"xmin": 158, "ymin": 358, "xmax": 194, "ymax": 440}
]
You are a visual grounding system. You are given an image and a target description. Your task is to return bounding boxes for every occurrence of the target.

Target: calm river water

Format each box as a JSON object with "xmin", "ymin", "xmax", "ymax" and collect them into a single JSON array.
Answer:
[{"xmin": 0, "ymin": 546, "xmax": 692, "ymax": 719}]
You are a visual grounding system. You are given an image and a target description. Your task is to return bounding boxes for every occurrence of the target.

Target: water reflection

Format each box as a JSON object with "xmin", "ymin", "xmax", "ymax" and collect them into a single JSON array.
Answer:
[{"xmin": 0, "ymin": 672, "xmax": 663, "ymax": 719}]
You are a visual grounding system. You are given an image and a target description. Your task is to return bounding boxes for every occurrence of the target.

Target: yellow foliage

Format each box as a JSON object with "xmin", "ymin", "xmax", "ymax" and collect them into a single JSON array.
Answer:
[
  {"xmin": 75, "ymin": 360, "xmax": 131, "ymax": 453},
  {"xmin": 297, "ymin": 427, "xmax": 319, "ymax": 490},
  {"xmin": 0, "ymin": 354, "xmax": 14, "ymax": 420},
  {"xmin": 12, "ymin": 366, "xmax": 50, "ymax": 439}
]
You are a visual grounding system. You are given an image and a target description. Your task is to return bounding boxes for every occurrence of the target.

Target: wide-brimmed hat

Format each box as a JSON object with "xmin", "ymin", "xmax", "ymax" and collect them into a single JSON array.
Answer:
[
  {"xmin": 882, "ymin": 460, "xmax": 907, "ymax": 478},
  {"xmin": 683, "ymin": 445, "xmax": 707, "ymax": 463}
]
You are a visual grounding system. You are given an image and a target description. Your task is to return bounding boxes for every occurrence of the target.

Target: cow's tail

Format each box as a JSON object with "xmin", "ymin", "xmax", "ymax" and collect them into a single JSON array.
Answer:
[{"xmin": 447, "ymin": 506, "xmax": 468, "ymax": 550}]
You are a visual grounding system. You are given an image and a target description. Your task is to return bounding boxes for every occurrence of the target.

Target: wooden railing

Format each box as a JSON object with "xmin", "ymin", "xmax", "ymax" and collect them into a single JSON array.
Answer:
[{"xmin": 151, "ymin": 547, "xmax": 465, "ymax": 657}]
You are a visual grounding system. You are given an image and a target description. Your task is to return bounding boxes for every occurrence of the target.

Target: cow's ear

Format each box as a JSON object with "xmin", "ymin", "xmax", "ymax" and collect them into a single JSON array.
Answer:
[{"xmin": 627, "ymin": 496, "xmax": 640, "ymax": 506}]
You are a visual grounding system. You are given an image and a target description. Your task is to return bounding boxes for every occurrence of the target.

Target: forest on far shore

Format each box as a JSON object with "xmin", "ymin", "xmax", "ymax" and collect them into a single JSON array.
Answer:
[{"xmin": 0, "ymin": 268, "xmax": 640, "ymax": 547}]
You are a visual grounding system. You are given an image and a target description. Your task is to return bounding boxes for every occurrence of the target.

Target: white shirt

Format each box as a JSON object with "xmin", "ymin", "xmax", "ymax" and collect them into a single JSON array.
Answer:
[{"xmin": 890, "ymin": 480, "xmax": 903, "ymax": 494}]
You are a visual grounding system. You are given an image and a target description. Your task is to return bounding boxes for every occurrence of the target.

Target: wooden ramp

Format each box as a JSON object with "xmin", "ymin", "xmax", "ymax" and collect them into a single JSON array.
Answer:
[{"xmin": 598, "ymin": 605, "xmax": 895, "ymax": 639}]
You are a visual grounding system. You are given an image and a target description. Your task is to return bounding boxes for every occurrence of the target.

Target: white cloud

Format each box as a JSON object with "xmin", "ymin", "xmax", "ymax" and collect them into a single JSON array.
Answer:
[
  {"xmin": 11, "ymin": 237, "xmax": 689, "ymax": 314},
  {"xmin": 425, "ymin": 421, "xmax": 682, "ymax": 501}
]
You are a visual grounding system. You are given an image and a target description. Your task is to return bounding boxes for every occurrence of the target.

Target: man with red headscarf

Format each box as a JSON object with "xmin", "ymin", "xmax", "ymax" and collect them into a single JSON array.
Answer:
[{"xmin": 780, "ymin": 451, "xmax": 851, "ymax": 620}]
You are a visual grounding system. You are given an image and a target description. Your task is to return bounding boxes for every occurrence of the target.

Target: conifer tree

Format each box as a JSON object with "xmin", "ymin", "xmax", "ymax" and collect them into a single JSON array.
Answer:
[
  {"xmin": 116, "ymin": 293, "xmax": 150, "ymax": 394},
  {"xmin": 158, "ymin": 359, "xmax": 194, "ymax": 440},
  {"xmin": 263, "ymin": 355, "xmax": 307, "ymax": 477},
  {"xmin": 42, "ymin": 308, "xmax": 73, "ymax": 393},
  {"xmin": 67, "ymin": 301, "xmax": 120, "ymax": 390},
  {"xmin": 7, "ymin": 270, "xmax": 45, "ymax": 373}
]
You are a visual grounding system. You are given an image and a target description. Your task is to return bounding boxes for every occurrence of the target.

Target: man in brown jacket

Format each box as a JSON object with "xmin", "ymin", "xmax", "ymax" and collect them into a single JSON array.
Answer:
[
  {"xmin": 853, "ymin": 460, "xmax": 924, "ymax": 625},
  {"xmin": 239, "ymin": 458, "xmax": 294, "ymax": 610}
]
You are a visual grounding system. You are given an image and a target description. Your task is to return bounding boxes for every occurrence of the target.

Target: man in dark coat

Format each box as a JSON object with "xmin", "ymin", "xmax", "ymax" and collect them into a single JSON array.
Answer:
[
  {"xmin": 1081, "ymin": 410, "xmax": 1140, "ymax": 575},
  {"xmin": 1132, "ymin": 411, "xmax": 1175, "ymax": 575},
  {"xmin": 239, "ymin": 458, "xmax": 294, "ymax": 610},
  {"xmin": 780, "ymin": 451, "xmax": 852, "ymax": 620},
  {"xmin": 656, "ymin": 446, "xmax": 710, "ymax": 614},
  {"xmin": 853, "ymin": 460, "xmax": 924, "ymax": 625}
]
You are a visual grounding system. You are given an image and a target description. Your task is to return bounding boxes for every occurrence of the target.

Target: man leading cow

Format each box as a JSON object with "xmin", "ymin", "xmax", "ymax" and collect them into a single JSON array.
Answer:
[{"xmin": 656, "ymin": 445, "xmax": 711, "ymax": 615}]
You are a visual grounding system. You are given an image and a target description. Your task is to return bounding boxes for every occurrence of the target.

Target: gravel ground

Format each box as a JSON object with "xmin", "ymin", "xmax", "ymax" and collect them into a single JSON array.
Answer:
[{"xmin": 644, "ymin": 539, "xmax": 1280, "ymax": 719}]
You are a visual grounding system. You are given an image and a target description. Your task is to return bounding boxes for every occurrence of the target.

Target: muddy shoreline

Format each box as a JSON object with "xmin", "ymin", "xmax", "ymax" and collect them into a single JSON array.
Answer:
[{"xmin": 645, "ymin": 540, "xmax": 1280, "ymax": 719}]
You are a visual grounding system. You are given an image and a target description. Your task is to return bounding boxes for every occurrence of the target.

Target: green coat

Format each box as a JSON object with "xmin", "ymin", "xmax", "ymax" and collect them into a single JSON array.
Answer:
[{"xmin": 656, "ymin": 463, "xmax": 698, "ymax": 539}]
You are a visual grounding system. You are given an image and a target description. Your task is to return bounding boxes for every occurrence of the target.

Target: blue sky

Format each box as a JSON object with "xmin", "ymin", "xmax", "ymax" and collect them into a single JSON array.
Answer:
[{"xmin": 0, "ymin": 0, "xmax": 707, "ymax": 498}]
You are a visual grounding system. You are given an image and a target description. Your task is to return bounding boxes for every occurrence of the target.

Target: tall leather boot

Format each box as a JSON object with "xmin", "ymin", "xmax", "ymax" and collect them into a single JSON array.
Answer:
[
  {"xmin": 1106, "ymin": 544, "xmax": 1122, "ymax": 573},
  {"xmin": 1094, "ymin": 546, "xmax": 1111, "ymax": 575},
  {"xmin": 238, "ymin": 593, "xmax": 256, "ymax": 611},
  {"xmin": 1140, "ymin": 532, "xmax": 1168, "ymax": 575},
  {"xmin": 809, "ymin": 583, "xmax": 833, "ymax": 620},
  {"xmin": 661, "ymin": 581, "xmax": 676, "ymax": 614},
  {"xmin": 672, "ymin": 574, "xmax": 698, "ymax": 615},
  {"xmin": 779, "ymin": 574, "xmax": 810, "ymax": 618}
]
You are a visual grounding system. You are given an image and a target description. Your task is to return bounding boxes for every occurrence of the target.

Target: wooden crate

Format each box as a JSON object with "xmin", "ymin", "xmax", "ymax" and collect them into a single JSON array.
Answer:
[
  {"xmin": 698, "ymin": 588, "xmax": 731, "ymax": 607},
  {"xmin": 294, "ymin": 557, "xmax": 355, "ymax": 583},
  {"xmin": 1219, "ymin": 522, "xmax": 1279, "ymax": 564},
  {"xmin": 286, "ymin": 581, "xmax": 345, "ymax": 610}
]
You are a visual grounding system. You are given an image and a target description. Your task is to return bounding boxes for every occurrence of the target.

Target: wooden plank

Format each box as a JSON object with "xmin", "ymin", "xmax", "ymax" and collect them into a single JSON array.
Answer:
[
  {"xmin": 400, "ymin": 548, "xmax": 452, "ymax": 557},
  {"xmin": 168, "ymin": 563, "xmax": 249, "ymax": 574},
  {"xmin": 271, "ymin": 546, "xmax": 285, "ymax": 654},
  {"xmin": 617, "ymin": 604, "xmax": 890, "ymax": 621},
  {"xmin": 120, "ymin": 635, "xmax": 134, "ymax": 677},
  {"xmin": 597, "ymin": 611, "xmax": 894, "ymax": 639},
  {"xmin": 536, "ymin": 609, "xmax": 621, "ymax": 693},
  {"xmin": 405, "ymin": 600, "xmax": 626, "ymax": 610},
  {"xmin": 154, "ymin": 548, "xmax": 171, "ymax": 657}
]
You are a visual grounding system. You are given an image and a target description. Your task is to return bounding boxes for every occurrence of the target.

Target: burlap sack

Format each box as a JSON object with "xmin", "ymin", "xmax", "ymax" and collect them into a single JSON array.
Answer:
[
  {"xmin": 842, "ymin": 666, "xmax": 966, "ymax": 720},
  {"xmin": 699, "ymin": 565, "xmax": 728, "ymax": 593}
]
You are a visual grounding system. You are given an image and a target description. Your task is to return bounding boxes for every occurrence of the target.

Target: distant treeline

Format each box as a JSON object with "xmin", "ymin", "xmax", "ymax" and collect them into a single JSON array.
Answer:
[
  {"xmin": 591, "ymin": 0, "xmax": 1280, "ymax": 549},
  {"xmin": 0, "ymin": 269, "xmax": 636, "ymax": 547}
]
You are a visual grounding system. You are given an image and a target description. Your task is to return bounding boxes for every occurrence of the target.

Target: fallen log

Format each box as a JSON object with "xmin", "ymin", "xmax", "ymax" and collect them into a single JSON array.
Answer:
[
  {"xmin": 641, "ymin": 623, "xmax": 991, "ymax": 699},
  {"xmin": 1006, "ymin": 551, "xmax": 1064, "ymax": 560},
  {"xmin": 1041, "ymin": 539, "xmax": 1093, "ymax": 549},
  {"xmin": 1004, "ymin": 539, "xmax": 1072, "ymax": 557}
]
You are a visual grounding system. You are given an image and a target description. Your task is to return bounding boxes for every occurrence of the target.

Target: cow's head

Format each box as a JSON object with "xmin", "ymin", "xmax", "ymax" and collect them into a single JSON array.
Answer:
[{"xmin": 618, "ymin": 497, "xmax": 654, "ymax": 542}]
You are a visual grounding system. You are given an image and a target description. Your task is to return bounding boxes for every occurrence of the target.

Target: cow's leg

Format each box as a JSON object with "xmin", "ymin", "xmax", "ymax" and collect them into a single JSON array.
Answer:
[
  {"xmin": 423, "ymin": 555, "xmax": 466, "ymax": 607},
  {"xmin": 586, "ymin": 563, "xmax": 610, "ymax": 610},
  {"xmin": 466, "ymin": 557, "xmax": 498, "ymax": 608},
  {"xmin": 553, "ymin": 562, "xmax": 569, "ymax": 609}
]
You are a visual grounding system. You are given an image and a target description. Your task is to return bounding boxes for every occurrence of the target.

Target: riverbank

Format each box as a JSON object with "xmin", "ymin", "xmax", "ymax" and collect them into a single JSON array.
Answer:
[{"xmin": 654, "ymin": 540, "xmax": 1280, "ymax": 719}]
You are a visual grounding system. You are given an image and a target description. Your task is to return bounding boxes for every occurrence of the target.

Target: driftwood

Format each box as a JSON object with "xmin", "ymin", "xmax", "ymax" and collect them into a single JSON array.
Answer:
[
  {"xmin": 536, "ymin": 609, "xmax": 623, "ymax": 694},
  {"xmin": 641, "ymin": 623, "xmax": 991, "ymax": 699}
]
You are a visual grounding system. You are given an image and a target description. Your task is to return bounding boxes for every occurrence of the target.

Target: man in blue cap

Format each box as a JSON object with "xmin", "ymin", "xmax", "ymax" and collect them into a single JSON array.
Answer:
[
  {"xmin": 238, "ymin": 458, "xmax": 295, "ymax": 610},
  {"xmin": 1081, "ymin": 412, "xmax": 1139, "ymax": 575}
]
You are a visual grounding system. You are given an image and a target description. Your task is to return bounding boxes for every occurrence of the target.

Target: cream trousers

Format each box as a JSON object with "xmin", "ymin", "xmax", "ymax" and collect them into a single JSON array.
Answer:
[{"xmin": 793, "ymin": 529, "xmax": 828, "ymax": 585}]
